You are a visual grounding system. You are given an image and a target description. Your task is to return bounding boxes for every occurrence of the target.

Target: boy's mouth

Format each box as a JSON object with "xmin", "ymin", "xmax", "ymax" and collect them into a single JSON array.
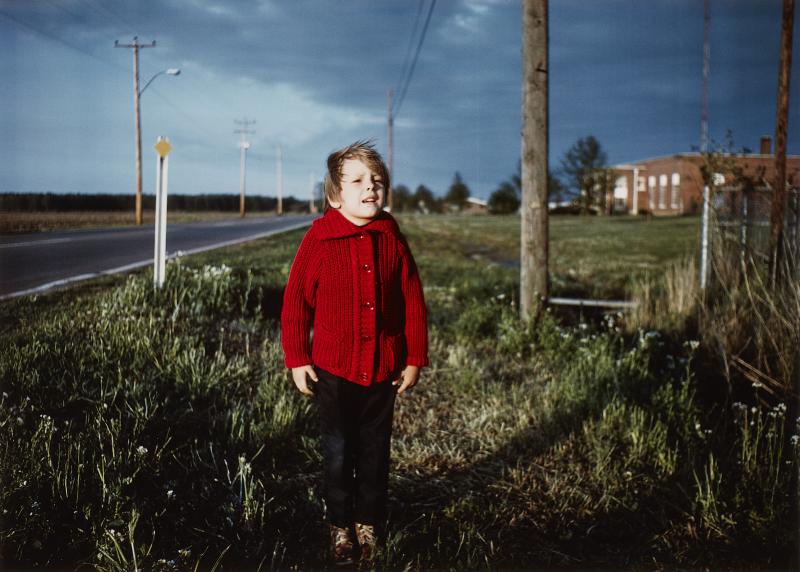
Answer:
[{"xmin": 362, "ymin": 196, "xmax": 379, "ymax": 204}]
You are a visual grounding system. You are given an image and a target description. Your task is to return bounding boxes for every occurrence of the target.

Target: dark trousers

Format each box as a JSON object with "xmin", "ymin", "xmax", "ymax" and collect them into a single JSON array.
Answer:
[{"xmin": 315, "ymin": 367, "xmax": 396, "ymax": 528}]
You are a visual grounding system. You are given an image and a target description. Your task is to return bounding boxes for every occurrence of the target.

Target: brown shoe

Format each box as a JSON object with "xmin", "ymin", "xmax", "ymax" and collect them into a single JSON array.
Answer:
[
  {"xmin": 329, "ymin": 524, "xmax": 355, "ymax": 566},
  {"xmin": 355, "ymin": 523, "xmax": 377, "ymax": 563}
]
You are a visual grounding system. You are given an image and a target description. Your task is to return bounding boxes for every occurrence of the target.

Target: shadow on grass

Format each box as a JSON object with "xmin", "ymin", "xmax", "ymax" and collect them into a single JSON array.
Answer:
[{"xmin": 384, "ymin": 395, "xmax": 794, "ymax": 570}]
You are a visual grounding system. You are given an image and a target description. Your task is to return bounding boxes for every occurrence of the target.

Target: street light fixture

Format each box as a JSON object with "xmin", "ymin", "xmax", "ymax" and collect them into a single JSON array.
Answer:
[{"xmin": 140, "ymin": 68, "xmax": 181, "ymax": 97}]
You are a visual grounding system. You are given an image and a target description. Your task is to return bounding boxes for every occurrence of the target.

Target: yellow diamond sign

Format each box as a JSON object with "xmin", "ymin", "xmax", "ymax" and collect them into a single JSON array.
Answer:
[{"xmin": 154, "ymin": 139, "xmax": 172, "ymax": 158}]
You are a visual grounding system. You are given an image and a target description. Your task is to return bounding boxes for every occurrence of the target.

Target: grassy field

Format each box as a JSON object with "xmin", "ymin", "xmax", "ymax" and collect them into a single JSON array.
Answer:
[
  {"xmin": 0, "ymin": 211, "xmax": 279, "ymax": 234},
  {"xmin": 0, "ymin": 214, "xmax": 795, "ymax": 570}
]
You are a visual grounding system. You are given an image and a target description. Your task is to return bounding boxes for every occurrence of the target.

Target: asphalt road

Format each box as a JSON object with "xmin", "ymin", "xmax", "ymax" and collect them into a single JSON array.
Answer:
[{"xmin": 0, "ymin": 214, "xmax": 315, "ymax": 299}]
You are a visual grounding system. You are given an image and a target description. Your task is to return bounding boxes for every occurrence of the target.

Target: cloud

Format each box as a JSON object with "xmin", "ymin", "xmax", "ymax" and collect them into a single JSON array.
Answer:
[{"xmin": 439, "ymin": 0, "xmax": 507, "ymax": 41}]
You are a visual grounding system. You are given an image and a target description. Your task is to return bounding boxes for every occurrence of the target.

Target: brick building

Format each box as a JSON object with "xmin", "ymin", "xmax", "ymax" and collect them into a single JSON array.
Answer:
[{"xmin": 609, "ymin": 137, "xmax": 800, "ymax": 215}]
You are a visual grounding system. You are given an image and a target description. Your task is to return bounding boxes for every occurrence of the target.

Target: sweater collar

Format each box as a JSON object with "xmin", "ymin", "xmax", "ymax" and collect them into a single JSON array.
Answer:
[{"xmin": 312, "ymin": 208, "xmax": 400, "ymax": 240}]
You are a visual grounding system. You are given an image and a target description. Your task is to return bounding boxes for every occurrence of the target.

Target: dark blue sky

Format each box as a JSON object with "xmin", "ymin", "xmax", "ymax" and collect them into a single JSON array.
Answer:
[{"xmin": 1, "ymin": 0, "xmax": 798, "ymax": 200}]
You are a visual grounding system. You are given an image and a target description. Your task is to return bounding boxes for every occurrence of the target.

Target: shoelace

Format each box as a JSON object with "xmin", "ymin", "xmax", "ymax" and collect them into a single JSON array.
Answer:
[
  {"xmin": 356, "ymin": 523, "xmax": 376, "ymax": 545},
  {"xmin": 332, "ymin": 526, "xmax": 353, "ymax": 549}
]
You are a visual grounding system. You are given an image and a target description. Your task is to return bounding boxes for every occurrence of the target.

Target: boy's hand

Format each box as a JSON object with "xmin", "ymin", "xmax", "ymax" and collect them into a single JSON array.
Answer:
[
  {"xmin": 393, "ymin": 365, "xmax": 420, "ymax": 395},
  {"xmin": 291, "ymin": 365, "xmax": 318, "ymax": 396}
]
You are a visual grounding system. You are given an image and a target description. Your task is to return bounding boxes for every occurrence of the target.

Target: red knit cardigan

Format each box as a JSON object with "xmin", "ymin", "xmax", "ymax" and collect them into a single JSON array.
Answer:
[{"xmin": 281, "ymin": 209, "xmax": 429, "ymax": 386}]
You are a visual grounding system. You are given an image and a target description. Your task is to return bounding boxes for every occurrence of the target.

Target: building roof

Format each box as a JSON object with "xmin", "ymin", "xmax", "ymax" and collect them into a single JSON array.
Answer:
[
  {"xmin": 466, "ymin": 196, "xmax": 488, "ymax": 207},
  {"xmin": 612, "ymin": 151, "xmax": 800, "ymax": 169}
]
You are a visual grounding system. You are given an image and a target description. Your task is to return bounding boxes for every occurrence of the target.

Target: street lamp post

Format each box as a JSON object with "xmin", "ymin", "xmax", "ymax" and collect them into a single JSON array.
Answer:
[
  {"xmin": 116, "ymin": 37, "xmax": 180, "ymax": 225},
  {"xmin": 131, "ymin": 67, "xmax": 180, "ymax": 226}
]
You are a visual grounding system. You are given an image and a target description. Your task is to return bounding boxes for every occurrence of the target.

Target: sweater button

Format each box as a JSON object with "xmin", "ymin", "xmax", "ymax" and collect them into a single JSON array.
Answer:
[
  {"xmin": 359, "ymin": 372, "xmax": 368, "ymax": 381},
  {"xmin": 362, "ymin": 264, "xmax": 372, "ymax": 272},
  {"xmin": 361, "ymin": 334, "xmax": 372, "ymax": 342},
  {"xmin": 358, "ymin": 233, "xmax": 366, "ymax": 239},
  {"xmin": 363, "ymin": 301, "xmax": 374, "ymax": 310}
]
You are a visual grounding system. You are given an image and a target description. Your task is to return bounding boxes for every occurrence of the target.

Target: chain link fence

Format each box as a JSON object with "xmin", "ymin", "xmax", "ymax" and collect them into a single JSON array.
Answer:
[{"xmin": 703, "ymin": 185, "xmax": 800, "ymax": 282}]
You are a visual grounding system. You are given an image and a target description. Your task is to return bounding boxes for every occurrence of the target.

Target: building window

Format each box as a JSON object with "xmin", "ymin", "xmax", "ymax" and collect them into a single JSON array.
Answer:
[
  {"xmin": 659, "ymin": 174, "xmax": 667, "ymax": 209},
  {"xmin": 671, "ymin": 173, "xmax": 681, "ymax": 209},
  {"xmin": 613, "ymin": 176, "xmax": 628, "ymax": 213},
  {"xmin": 648, "ymin": 175, "xmax": 656, "ymax": 210}
]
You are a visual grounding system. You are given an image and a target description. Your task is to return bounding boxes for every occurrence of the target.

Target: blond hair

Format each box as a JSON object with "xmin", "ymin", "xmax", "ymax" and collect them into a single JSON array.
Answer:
[{"xmin": 323, "ymin": 140, "xmax": 390, "ymax": 210}]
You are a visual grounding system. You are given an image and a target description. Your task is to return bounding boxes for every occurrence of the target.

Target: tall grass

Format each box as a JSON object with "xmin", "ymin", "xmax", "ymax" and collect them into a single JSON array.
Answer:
[
  {"xmin": 1, "ymin": 216, "xmax": 797, "ymax": 569},
  {"xmin": 698, "ymin": 236, "xmax": 800, "ymax": 399},
  {"xmin": 629, "ymin": 256, "xmax": 699, "ymax": 333}
]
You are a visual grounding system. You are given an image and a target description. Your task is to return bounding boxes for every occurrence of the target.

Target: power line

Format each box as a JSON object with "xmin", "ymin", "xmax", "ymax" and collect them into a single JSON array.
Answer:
[
  {"xmin": 393, "ymin": 0, "xmax": 437, "ymax": 118},
  {"xmin": 0, "ymin": 8, "xmax": 128, "ymax": 74},
  {"xmin": 79, "ymin": 0, "xmax": 141, "ymax": 34},
  {"xmin": 395, "ymin": 0, "xmax": 425, "ymax": 103}
]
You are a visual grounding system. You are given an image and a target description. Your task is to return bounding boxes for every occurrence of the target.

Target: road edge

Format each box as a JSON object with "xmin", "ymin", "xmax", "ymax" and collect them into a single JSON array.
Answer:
[{"xmin": 1, "ymin": 219, "xmax": 313, "ymax": 301}]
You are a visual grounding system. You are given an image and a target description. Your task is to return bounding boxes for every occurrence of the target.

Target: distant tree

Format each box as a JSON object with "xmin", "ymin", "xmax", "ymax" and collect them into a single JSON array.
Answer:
[
  {"xmin": 413, "ymin": 184, "xmax": 437, "ymax": 213},
  {"xmin": 511, "ymin": 160, "xmax": 566, "ymax": 205},
  {"xmin": 559, "ymin": 135, "xmax": 609, "ymax": 213},
  {"xmin": 444, "ymin": 172, "xmax": 470, "ymax": 211},
  {"xmin": 391, "ymin": 184, "xmax": 412, "ymax": 212},
  {"xmin": 511, "ymin": 160, "xmax": 522, "ymax": 194},
  {"xmin": 548, "ymin": 172, "xmax": 567, "ymax": 204},
  {"xmin": 488, "ymin": 181, "xmax": 520, "ymax": 214}
]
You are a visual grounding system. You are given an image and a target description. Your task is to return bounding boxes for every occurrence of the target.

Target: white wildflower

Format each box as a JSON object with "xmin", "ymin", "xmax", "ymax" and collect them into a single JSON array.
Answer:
[{"xmin": 136, "ymin": 445, "xmax": 148, "ymax": 456}]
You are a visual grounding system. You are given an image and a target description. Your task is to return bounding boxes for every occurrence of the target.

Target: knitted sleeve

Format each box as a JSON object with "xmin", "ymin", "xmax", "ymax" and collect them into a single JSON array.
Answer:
[
  {"xmin": 281, "ymin": 229, "xmax": 321, "ymax": 368},
  {"xmin": 399, "ymin": 239, "xmax": 429, "ymax": 368}
]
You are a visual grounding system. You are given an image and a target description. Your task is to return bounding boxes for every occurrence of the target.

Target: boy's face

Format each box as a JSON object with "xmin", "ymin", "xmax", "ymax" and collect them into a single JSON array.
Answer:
[{"xmin": 331, "ymin": 158, "xmax": 385, "ymax": 226}]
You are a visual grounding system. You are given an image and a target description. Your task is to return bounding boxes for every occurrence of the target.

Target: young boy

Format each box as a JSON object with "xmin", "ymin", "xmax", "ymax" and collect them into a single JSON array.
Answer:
[{"xmin": 280, "ymin": 141, "xmax": 428, "ymax": 565}]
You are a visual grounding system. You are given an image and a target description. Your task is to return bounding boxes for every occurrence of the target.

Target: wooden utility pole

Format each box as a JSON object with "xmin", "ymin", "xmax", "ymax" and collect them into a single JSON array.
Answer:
[
  {"xmin": 701, "ymin": 0, "xmax": 711, "ymax": 154},
  {"xmin": 769, "ymin": 0, "xmax": 794, "ymax": 285},
  {"xmin": 387, "ymin": 89, "xmax": 394, "ymax": 212},
  {"xmin": 234, "ymin": 118, "xmax": 255, "ymax": 218},
  {"xmin": 276, "ymin": 145, "xmax": 284, "ymax": 216},
  {"xmin": 115, "ymin": 37, "xmax": 156, "ymax": 226},
  {"xmin": 520, "ymin": 0, "xmax": 549, "ymax": 321}
]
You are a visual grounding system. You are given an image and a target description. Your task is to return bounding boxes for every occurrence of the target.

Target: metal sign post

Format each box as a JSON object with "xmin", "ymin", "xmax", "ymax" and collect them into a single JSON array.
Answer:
[
  {"xmin": 154, "ymin": 136, "xmax": 172, "ymax": 288},
  {"xmin": 700, "ymin": 184, "xmax": 710, "ymax": 290}
]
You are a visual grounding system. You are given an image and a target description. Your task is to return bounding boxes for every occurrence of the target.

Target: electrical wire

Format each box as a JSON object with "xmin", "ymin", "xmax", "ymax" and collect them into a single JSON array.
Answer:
[
  {"xmin": 0, "ymin": 8, "xmax": 128, "ymax": 74},
  {"xmin": 393, "ymin": 0, "xmax": 436, "ymax": 118},
  {"xmin": 394, "ymin": 0, "xmax": 425, "ymax": 104}
]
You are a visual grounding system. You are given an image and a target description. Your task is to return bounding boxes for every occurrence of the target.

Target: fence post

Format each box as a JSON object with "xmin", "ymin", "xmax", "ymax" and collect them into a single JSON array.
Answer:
[
  {"xmin": 700, "ymin": 184, "xmax": 710, "ymax": 289},
  {"xmin": 740, "ymin": 190, "xmax": 748, "ymax": 267}
]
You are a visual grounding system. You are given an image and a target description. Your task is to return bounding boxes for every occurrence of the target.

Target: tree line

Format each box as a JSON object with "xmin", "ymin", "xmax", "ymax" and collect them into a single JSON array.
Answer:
[
  {"xmin": 0, "ymin": 193, "xmax": 309, "ymax": 213},
  {"xmin": 3, "ymin": 136, "xmax": 612, "ymax": 216},
  {"xmin": 389, "ymin": 134, "xmax": 612, "ymax": 215}
]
